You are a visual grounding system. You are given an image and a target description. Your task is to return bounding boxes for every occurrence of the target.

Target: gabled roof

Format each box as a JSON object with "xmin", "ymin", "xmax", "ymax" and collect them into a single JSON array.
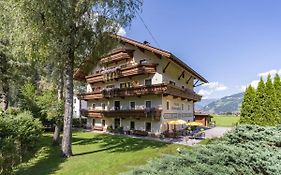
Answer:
[{"xmin": 74, "ymin": 35, "xmax": 208, "ymax": 83}]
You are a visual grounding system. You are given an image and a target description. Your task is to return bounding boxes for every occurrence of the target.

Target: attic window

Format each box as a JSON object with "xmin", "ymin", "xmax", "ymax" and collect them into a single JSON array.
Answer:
[
  {"xmin": 169, "ymin": 81, "xmax": 176, "ymax": 86},
  {"xmin": 140, "ymin": 59, "xmax": 147, "ymax": 64}
]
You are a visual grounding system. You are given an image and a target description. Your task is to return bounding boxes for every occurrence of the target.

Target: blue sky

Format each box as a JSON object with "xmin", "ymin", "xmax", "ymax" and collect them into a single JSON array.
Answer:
[{"xmin": 121, "ymin": 0, "xmax": 281, "ymax": 99}]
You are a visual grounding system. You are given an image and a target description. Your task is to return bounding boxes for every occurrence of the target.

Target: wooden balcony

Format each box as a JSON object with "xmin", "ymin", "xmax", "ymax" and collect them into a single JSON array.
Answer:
[
  {"xmin": 85, "ymin": 63, "xmax": 157, "ymax": 84},
  {"xmin": 78, "ymin": 84, "xmax": 202, "ymax": 102},
  {"xmin": 100, "ymin": 49, "xmax": 134, "ymax": 65},
  {"xmin": 80, "ymin": 109, "xmax": 102, "ymax": 118},
  {"xmin": 81, "ymin": 108, "xmax": 162, "ymax": 120}
]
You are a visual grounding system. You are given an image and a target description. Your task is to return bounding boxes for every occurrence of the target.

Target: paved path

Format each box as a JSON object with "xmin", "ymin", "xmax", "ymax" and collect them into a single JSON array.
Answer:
[{"xmin": 205, "ymin": 127, "xmax": 233, "ymax": 139}]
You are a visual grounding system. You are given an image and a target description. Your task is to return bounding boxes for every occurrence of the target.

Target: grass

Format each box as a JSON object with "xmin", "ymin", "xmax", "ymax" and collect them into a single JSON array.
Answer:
[
  {"xmin": 212, "ymin": 115, "xmax": 240, "ymax": 127},
  {"xmin": 15, "ymin": 132, "xmax": 189, "ymax": 175}
]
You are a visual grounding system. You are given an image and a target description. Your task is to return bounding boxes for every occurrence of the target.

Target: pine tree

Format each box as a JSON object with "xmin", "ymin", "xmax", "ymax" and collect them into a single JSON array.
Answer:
[
  {"xmin": 274, "ymin": 73, "xmax": 281, "ymax": 124},
  {"xmin": 253, "ymin": 78, "xmax": 266, "ymax": 125},
  {"xmin": 240, "ymin": 85, "xmax": 256, "ymax": 124},
  {"xmin": 264, "ymin": 74, "xmax": 278, "ymax": 125}
]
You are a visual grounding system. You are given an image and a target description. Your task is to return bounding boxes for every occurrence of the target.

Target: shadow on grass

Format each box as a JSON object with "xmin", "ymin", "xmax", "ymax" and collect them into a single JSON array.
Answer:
[
  {"xmin": 72, "ymin": 133, "xmax": 171, "ymax": 156},
  {"xmin": 15, "ymin": 134, "xmax": 65, "ymax": 175}
]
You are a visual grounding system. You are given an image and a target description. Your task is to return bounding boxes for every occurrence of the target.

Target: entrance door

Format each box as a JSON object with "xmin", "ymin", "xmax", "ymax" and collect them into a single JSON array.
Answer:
[
  {"xmin": 114, "ymin": 118, "xmax": 121, "ymax": 129},
  {"xmin": 92, "ymin": 119, "xmax": 95, "ymax": 128},
  {"xmin": 114, "ymin": 101, "xmax": 120, "ymax": 110}
]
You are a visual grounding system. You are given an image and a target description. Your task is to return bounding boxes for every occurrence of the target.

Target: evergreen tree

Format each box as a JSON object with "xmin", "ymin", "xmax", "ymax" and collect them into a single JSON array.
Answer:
[
  {"xmin": 274, "ymin": 73, "xmax": 281, "ymax": 124},
  {"xmin": 264, "ymin": 74, "xmax": 278, "ymax": 125},
  {"xmin": 240, "ymin": 85, "xmax": 256, "ymax": 124},
  {"xmin": 253, "ymin": 78, "xmax": 266, "ymax": 125}
]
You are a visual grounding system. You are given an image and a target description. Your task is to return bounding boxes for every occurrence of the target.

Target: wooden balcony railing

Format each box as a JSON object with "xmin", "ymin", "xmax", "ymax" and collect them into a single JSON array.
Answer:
[
  {"xmin": 81, "ymin": 108, "xmax": 162, "ymax": 120},
  {"xmin": 100, "ymin": 49, "xmax": 134, "ymax": 65},
  {"xmin": 85, "ymin": 63, "xmax": 157, "ymax": 84},
  {"xmin": 78, "ymin": 84, "xmax": 202, "ymax": 101}
]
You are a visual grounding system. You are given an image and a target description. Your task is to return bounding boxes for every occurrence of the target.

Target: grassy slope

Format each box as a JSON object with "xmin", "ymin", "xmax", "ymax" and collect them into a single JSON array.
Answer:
[
  {"xmin": 15, "ymin": 132, "xmax": 188, "ymax": 175},
  {"xmin": 212, "ymin": 115, "xmax": 240, "ymax": 127}
]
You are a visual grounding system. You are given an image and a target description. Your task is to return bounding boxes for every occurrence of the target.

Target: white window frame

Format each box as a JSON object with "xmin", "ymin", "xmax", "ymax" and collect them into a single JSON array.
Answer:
[
  {"xmin": 92, "ymin": 103, "xmax": 96, "ymax": 109},
  {"xmin": 119, "ymin": 82, "xmax": 127, "ymax": 88},
  {"xmin": 101, "ymin": 103, "xmax": 106, "ymax": 110}
]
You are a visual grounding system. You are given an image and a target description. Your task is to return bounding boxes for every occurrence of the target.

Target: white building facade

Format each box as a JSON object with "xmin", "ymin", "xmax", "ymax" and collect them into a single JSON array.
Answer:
[{"xmin": 74, "ymin": 35, "xmax": 208, "ymax": 135}]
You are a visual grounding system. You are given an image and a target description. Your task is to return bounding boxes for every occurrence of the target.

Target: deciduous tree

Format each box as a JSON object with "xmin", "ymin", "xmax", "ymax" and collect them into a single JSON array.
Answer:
[{"xmin": 9, "ymin": 0, "xmax": 142, "ymax": 157}]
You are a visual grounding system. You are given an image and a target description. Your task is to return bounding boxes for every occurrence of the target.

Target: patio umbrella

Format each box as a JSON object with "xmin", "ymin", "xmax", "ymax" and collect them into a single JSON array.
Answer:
[
  {"xmin": 186, "ymin": 121, "xmax": 204, "ymax": 126},
  {"xmin": 167, "ymin": 120, "xmax": 187, "ymax": 125}
]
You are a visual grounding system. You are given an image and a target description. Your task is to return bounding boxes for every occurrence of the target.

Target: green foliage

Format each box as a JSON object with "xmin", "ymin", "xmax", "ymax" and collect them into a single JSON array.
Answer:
[
  {"xmin": 18, "ymin": 83, "xmax": 41, "ymax": 118},
  {"xmin": 240, "ymin": 74, "xmax": 281, "ymax": 126},
  {"xmin": 126, "ymin": 125, "xmax": 281, "ymax": 175},
  {"xmin": 240, "ymin": 85, "xmax": 255, "ymax": 124},
  {"xmin": 37, "ymin": 89, "xmax": 64, "ymax": 122},
  {"xmin": 0, "ymin": 111, "xmax": 42, "ymax": 174}
]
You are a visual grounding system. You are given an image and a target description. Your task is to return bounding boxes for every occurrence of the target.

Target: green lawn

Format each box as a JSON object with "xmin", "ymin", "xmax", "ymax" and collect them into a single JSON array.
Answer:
[
  {"xmin": 212, "ymin": 115, "xmax": 240, "ymax": 127},
  {"xmin": 15, "ymin": 132, "xmax": 188, "ymax": 175}
]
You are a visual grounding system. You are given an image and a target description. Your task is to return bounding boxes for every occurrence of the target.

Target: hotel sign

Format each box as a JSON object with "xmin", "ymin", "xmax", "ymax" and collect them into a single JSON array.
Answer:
[{"xmin": 163, "ymin": 113, "xmax": 193, "ymax": 120}]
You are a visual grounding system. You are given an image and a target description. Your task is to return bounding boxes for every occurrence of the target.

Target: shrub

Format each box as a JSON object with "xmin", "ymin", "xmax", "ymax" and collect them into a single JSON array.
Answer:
[
  {"xmin": 0, "ymin": 111, "xmax": 42, "ymax": 174},
  {"xmin": 126, "ymin": 125, "xmax": 281, "ymax": 175}
]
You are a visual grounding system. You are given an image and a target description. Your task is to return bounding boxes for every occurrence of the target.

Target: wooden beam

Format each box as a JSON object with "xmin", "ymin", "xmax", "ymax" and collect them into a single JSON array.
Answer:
[
  {"xmin": 193, "ymin": 80, "xmax": 199, "ymax": 87},
  {"xmin": 186, "ymin": 76, "xmax": 192, "ymax": 84},
  {"xmin": 194, "ymin": 82, "xmax": 204, "ymax": 87},
  {"xmin": 178, "ymin": 71, "xmax": 185, "ymax": 80},
  {"xmin": 163, "ymin": 62, "xmax": 170, "ymax": 73}
]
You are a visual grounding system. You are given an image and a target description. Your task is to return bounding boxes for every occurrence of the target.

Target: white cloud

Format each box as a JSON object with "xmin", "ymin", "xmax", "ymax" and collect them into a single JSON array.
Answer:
[
  {"xmin": 258, "ymin": 69, "xmax": 281, "ymax": 79},
  {"xmin": 241, "ymin": 80, "xmax": 260, "ymax": 91},
  {"xmin": 117, "ymin": 27, "xmax": 126, "ymax": 36},
  {"xmin": 198, "ymin": 82, "xmax": 228, "ymax": 99},
  {"xmin": 202, "ymin": 82, "xmax": 228, "ymax": 91}
]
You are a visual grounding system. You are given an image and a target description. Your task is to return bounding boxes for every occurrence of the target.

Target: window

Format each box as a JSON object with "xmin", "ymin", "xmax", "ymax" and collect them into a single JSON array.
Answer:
[
  {"xmin": 145, "ymin": 101, "xmax": 152, "ymax": 109},
  {"xmin": 130, "ymin": 102, "xmax": 136, "ymax": 110},
  {"xmin": 166, "ymin": 101, "xmax": 170, "ymax": 110},
  {"xmin": 102, "ymin": 120, "xmax": 105, "ymax": 127},
  {"xmin": 127, "ymin": 82, "xmax": 132, "ymax": 88},
  {"xmin": 102, "ymin": 103, "xmax": 106, "ymax": 110},
  {"xmin": 130, "ymin": 121, "xmax": 135, "ymax": 130},
  {"xmin": 106, "ymin": 85, "xmax": 115, "ymax": 89},
  {"xmin": 182, "ymin": 104, "xmax": 184, "ymax": 110},
  {"xmin": 120, "ymin": 82, "xmax": 127, "ymax": 88},
  {"xmin": 145, "ymin": 122, "xmax": 151, "ymax": 132},
  {"xmin": 92, "ymin": 103, "xmax": 96, "ymax": 109},
  {"xmin": 74, "ymin": 98, "xmax": 76, "ymax": 104},
  {"xmin": 169, "ymin": 81, "xmax": 175, "ymax": 86},
  {"xmin": 188, "ymin": 105, "xmax": 191, "ymax": 111},
  {"xmin": 145, "ymin": 79, "xmax": 152, "ymax": 86},
  {"xmin": 182, "ymin": 86, "xmax": 185, "ymax": 89},
  {"xmin": 140, "ymin": 59, "xmax": 147, "ymax": 64},
  {"xmin": 114, "ymin": 101, "xmax": 120, "ymax": 110}
]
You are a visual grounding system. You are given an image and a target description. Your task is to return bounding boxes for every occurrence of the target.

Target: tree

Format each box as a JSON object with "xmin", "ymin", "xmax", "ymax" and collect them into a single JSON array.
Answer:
[
  {"xmin": 10, "ymin": 0, "xmax": 143, "ymax": 157},
  {"xmin": 240, "ymin": 85, "xmax": 255, "ymax": 124},
  {"xmin": 274, "ymin": 73, "xmax": 281, "ymax": 124},
  {"xmin": 37, "ymin": 89, "xmax": 64, "ymax": 145},
  {"xmin": 253, "ymin": 78, "xmax": 266, "ymax": 125},
  {"xmin": 264, "ymin": 74, "xmax": 278, "ymax": 125}
]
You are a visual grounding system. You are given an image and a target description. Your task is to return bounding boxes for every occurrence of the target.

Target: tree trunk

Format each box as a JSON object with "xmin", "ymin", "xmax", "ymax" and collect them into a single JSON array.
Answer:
[
  {"xmin": 61, "ymin": 50, "xmax": 74, "ymax": 157},
  {"xmin": 53, "ymin": 71, "xmax": 64, "ymax": 146}
]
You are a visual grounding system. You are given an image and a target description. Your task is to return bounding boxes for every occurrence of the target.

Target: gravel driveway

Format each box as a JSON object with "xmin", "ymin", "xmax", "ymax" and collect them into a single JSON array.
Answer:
[{"xmin": 205, "ymin": 127, "xmax": 233, "ymax": 139}]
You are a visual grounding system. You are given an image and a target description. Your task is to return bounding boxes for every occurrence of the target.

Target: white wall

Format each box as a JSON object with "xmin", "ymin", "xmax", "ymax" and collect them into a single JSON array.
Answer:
[{"xmin": 73, "ymin": 95, "xmax": 87, "ymax": 118}]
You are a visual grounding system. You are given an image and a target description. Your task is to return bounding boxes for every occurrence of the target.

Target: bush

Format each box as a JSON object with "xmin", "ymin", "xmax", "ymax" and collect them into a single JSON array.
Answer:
[
  {"xmin": 126, "ymin": 125, "xmax": 281, "ymax": 175},
  {"xmin": 0, "ymin": 111, "xmax": 42, "ymax": 174}
]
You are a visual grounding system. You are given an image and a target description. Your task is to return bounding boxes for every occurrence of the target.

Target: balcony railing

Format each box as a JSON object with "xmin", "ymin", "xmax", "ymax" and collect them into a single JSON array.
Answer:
[
  {"xmin": 80, "ymin": 108, "xmax": 162, "ymax": 120},
  {"xmin": 100, "ymin": 49, "xmax": 134, "ymax": 65},
  {"xmin": 85, "ymin": 63, "xmax": 157, "ymax": 84},
  {"xmin": 78, "ymin": 84, "xmax": 202, "ymax": 101}
]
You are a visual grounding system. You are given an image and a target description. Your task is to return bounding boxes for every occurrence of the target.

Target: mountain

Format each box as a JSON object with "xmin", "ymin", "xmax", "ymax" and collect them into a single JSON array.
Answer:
[
  {"xmin": 195, "ymin": 98, "xmax": 218, "ymax": 110},
  {"xmin": 201, "ymin": 92, "xmax": 244, "ymax": 114}
]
